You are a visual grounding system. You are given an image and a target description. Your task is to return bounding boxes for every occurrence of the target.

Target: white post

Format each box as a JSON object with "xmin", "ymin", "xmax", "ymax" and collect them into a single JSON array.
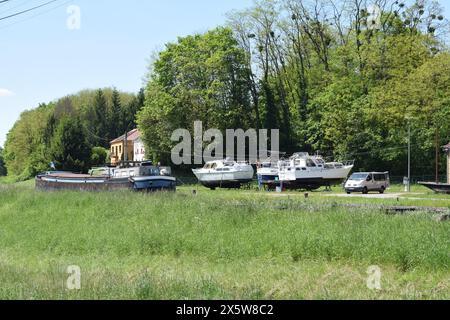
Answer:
[
  {"xmin": 447, "ymin": 148, "xmax": 450, "ymax": 184},
  {"xmin": 407, "ymin": 122, "xmax": 411, "ymax": 192}
]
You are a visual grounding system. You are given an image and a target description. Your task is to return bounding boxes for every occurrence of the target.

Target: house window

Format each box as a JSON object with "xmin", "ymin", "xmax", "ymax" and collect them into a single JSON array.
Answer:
[{"xmin": 119, "ymin": 145, "xmax": 122, "ymax": 154}]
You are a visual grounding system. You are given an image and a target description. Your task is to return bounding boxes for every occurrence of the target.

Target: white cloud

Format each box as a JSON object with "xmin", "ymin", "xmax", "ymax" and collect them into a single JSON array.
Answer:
[{"xmin": 0, "ymin": 88, "xmax": 14, "ymax": 97}]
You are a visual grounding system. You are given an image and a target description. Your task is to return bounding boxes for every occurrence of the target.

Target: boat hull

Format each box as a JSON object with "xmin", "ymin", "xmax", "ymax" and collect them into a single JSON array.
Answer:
[
  {"xmin": 36, "ymin": 173, "xmax": 176, "ymax": 192},
  {"xmin": 197, "ymin": 178, "xmax": 253, "ymax": 189},
  {"xmin": 130, "ymin": 176, "xmax": 177, "ymax": 191},
  {"xmin": 281, "ymin": 177, "xmax": 347, "ymax": 190},
  {"xmin": 36, "ymin": 176, "xmax": 129, "ymax": 192},
  {"xmin": 279, "ymin": 166, "xmax": 353, "ymax": 190},
  {"xmin": 418, "ymin": 182, "xmax": 450, "ymax": 194},
  {"xmin": 192, "ymin": 170, "xmax": 254, "ymax": 189}
]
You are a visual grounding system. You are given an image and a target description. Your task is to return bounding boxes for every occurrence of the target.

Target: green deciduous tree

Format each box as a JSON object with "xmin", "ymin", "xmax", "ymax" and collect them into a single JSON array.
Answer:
[
  {"xmin": 3, "ymin": 104, "xmax": 53, "ymax": 179},
  {"xmin": 4, "ymin": 0, "xmax": 450, "ymax": 179},
  {"xmin": 4, "ymin": 89, "xmax": 138, "ymax": 179},
  {"xmin": 138, "ymin": 27, "xmax": 255, "ymax": 163},
  {"xmin": 223, "ymin": 0, "xmax": 449, "ymax": 176},
  {"xmin": 90, "ymin": 147, "xmax": 109, "ymax": 167}
]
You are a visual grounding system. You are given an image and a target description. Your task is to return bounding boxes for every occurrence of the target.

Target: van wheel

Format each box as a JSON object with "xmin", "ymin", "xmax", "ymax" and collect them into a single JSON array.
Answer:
[
  {"xmin": 379, "ymin": 187, "xmax": 385, "ymax": 194},
  {"xmin": 346, "ymin": 191, "xmax": 351, "ymax": 195},
  {"xmin": 362, "ymin": 187, "xmax": 369, "ymax": 194}
]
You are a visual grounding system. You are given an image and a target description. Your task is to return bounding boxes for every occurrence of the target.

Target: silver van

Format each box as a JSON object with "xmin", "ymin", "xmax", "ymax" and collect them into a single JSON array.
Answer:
[{"xmin": 345, "ymin": 172, "xmax": 390, "ymax": 194}]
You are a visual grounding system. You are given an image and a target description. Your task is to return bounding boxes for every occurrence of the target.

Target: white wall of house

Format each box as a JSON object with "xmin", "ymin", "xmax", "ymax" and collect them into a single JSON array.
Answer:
[{"xmin": 134, "ymin": 137, "xmax": 146, "ymax": 162}]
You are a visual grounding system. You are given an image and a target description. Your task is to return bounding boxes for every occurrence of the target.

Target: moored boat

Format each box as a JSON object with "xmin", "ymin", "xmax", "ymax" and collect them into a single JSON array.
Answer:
[
  {"xmin": 418, "ymin": 182, "xmax": 450, "ymax": 194},
  {"xmin": 36, "ymin": 161, "xmax": 176, "ymax": 192},
  {"xmin": 192, "ymin": 159, "xmax": 254, "ymax": 190},
  {"xmin": 278, "ymin": 152, "xmax": 354, "ymax": 190}
]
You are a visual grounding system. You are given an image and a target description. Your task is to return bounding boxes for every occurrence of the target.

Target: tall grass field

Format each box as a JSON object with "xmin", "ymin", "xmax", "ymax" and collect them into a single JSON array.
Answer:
[{"xmin": 0, "ymin": 180, "xmax": 448, "ymax": 299}]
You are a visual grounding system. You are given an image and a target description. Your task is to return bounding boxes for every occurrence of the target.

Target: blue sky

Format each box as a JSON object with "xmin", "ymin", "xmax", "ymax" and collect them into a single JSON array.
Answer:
[
  {"xmin": 0, "ymin": 0, "xmax": 449, "ymax": 147},
  {"xmin": 0, "ymin": 0, "xmax": 254, "ymax": 147}
]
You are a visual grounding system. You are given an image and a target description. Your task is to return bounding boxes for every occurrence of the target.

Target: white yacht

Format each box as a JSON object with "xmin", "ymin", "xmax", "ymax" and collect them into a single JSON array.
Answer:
[
  {"xmin": 278, "ymin": 152, "xmax": 354, "ymax": 190},
  {"xmin": 192, "ymin": 159, "xmax": 254, "ymax": 190}
]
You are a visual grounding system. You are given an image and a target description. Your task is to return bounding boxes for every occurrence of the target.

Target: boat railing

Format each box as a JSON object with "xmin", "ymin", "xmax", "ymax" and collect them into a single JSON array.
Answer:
[
  {"xmin": 341, "ymin": 160, "xmax": 355, "ymax": 167},
  {"xmin": 290, "ymin": 152, "xmax": 310, "ymax": 159}
]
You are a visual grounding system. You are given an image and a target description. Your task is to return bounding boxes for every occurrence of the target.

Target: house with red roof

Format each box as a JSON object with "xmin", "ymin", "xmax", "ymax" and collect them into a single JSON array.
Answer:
[{"xmin": 110, "ymin": 129, "xmax": 143, "ymax": 165}]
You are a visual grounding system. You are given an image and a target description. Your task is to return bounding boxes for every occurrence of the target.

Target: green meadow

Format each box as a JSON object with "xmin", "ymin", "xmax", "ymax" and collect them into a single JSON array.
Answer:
[{"xmin": 0, "ymin": 180, "xmax": 448, "ymax": 300}]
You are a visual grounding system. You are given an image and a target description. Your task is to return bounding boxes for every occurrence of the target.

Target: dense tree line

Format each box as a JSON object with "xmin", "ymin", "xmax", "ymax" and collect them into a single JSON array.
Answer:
[
  {"xmin": 4, "ymin": 0, "xmax": 449, "ymax": 180},
  {"xmin": 137, "ymin": 27, "xmax": 256, "ymax": 165},
  {"xmin": 4, "ymin": 88, "xmax": 144, "ymax": 179},
  {"xmin": 139, "ymin": 0, "xmax": 450, "ymax": 177},
  {"xmin": 0, "ymin": 147, "xmax": 6, "ymax": 176}
]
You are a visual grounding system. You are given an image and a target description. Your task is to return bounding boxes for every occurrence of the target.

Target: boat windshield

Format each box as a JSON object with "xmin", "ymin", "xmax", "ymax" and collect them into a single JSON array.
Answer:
[
  {"xmin": 150, "ymin": 168, "xmax": 161, "ymax": 176},
  {"xmin": 204, "ymin": 162, "xmax": 219, "ymax": 169},
  {"xmin": 315, "ymin": 158, "xmax": 325, "ymax": 165},
  {"xmin": 350, "ymin": 173, "xmax": 368, "ymax": 181}
]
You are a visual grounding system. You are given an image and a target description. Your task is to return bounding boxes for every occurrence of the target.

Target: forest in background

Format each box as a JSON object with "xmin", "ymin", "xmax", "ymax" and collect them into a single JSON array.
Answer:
[
  {"xmin": 0, "ymin": 147, "xmax": 6, "ymax": 176},
  {"xmin": 138, "ymin": 0, "xmax": 450, "ymax": 178},
  {"xmin": 3, "ymin": 88, "xmax": 145, "ymax": 180},
  {"xmin": 3, "ymin": 0, "xmax": 450, "ymax": 180}
]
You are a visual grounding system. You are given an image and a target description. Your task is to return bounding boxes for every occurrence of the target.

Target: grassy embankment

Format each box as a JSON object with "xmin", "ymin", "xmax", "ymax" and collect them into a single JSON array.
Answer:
[{"xmin": 0, "ymin": 179, "xmax": 448, "ymax": 299}]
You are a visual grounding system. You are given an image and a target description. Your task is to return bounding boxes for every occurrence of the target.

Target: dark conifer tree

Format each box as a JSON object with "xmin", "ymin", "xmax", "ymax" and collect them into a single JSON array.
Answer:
[
  {"xmin": 50, "ymin": 117, "xmax": 91, "ymax": 173},
  {"xmin": 93, "ymin": 89, "xmax": 109, "ymax": 147}
]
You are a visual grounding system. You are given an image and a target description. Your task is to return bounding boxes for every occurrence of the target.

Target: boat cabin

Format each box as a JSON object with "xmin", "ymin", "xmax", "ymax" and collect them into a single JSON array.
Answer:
[
  {"xmin": 289, "ymin": 153, "xmax": 325, "ymax": 169},
  {"xmin": 90, "ymin": 161, "xmax": 172, "ymax": 179},
  {"xmin": 112, "ymin": 165, "xmax": 160, "ymax": 178},
  {"xmin": 202, "ymin": 159, "xmax": 243, "ymax": 171},
  {"xmin": 324, "ymin": 162, "xmax": 344, "ymax": 169}
]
